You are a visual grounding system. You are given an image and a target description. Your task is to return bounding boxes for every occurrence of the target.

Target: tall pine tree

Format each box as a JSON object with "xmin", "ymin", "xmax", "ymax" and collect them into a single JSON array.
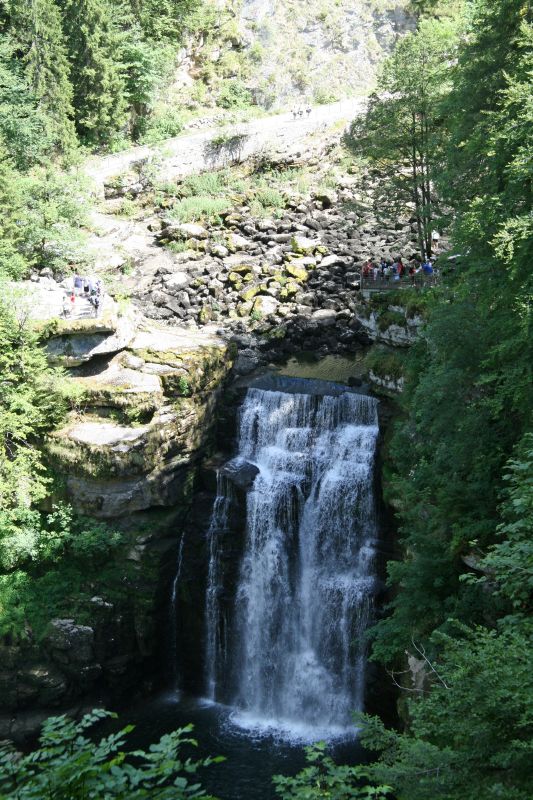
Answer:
[
  {"xmin": 62, "ymin": 0, "xmax": 127, "ymax": 145},
  {"xmin": 5, "ymin": 0, "xmax": 76, "ymax": 154}
]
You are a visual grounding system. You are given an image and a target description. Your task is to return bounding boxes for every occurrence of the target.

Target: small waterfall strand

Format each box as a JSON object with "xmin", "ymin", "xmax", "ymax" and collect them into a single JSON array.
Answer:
[{"xmin": 205, "ymin": 472, "xmax": 233, "ymax": 700}]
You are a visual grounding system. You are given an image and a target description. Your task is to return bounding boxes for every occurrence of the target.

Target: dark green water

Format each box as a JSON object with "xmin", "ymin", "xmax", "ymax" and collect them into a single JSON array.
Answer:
[
  {"xmin": 275, "ymin": 352, "xmax": 366, "ymax": 383},
  {"xmin": 115, "ymin": 691, "xmax": 367, "ymax": 800}
]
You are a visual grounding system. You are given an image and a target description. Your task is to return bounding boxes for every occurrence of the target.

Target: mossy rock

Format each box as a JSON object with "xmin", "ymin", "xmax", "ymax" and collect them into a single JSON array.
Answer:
[
  {"xmin": 279, "ymin": 281, "xmax": 299, "ymax": 299},
  {"xmin": 239, "ymin": 285, "xmax": 260, "ymax": 302},
  {"xmin": 237, "ymin": 301, "xmax": 253, "ymax": 317},
  {"xmin": 285, "ymin": 263, "xmax": 308, "ymax": 281},
  {"xmin": 228, "ymin": 272, "xmax": 243, "ymax": 289},
  {"xmin": 228, "ymin": 262, "xmax": 254, "ymax": 275},
  {"xmin": 199, "ymin": 305, "xmax": 214, "ymax": 324}
]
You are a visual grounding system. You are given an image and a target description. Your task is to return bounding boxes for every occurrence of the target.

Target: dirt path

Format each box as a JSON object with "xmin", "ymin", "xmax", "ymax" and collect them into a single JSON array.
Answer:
[{"xmin": 84, "ymin": 99, "xmax": 365, "ymax": 188}]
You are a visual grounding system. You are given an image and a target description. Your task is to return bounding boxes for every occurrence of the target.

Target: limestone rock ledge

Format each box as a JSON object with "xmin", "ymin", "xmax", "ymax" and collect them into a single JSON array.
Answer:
[
  {"xmin": 356, "ymin": 304, "xmax": 424, "ymax": 347},
  {"xmin": 46, "ymin": 325, "xmax": 234, "ymax": 518},
  {"xmin": 0, "ymin": 313, "xmax": 233, "ymax": 738}
]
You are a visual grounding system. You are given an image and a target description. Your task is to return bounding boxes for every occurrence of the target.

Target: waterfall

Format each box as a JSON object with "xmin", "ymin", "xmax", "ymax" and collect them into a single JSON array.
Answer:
[
  {"xmin": 205, "ymin": 472, "xmax": 233, "ymax": 700},
  {"xmin": 169, "ymin": 531, "xmax": 186, "ymax": 690},
  {"xmin": 205, "ymin": 384, "xmax": 379, "ymax": 737}
]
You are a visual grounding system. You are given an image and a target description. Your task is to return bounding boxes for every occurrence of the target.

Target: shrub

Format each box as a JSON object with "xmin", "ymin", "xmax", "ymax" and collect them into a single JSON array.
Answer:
[
  {"xmin": 218, "ymin": 79, "xmax": 253, "ymax": 109},
  {"xmin": 274, "ymin": 742, "xmax": 391, "ymax": 799},
  {"xmin": 140, "ymin": 107, "xmax": 186, "ymax": 144},
  {"xmin": 254, "ymin": 187, "xmax": 285, "ymax": 210},
  {"xmin": 0, "ymin": 710, "xmax": 222, "ymax": 799},
  {"xmin": 314, "ymin": 87, "xmax": 339, "ymax": 104},
  {"xmin": 364, "ymin": 346, "xmax": 406, "ymax": 381}
]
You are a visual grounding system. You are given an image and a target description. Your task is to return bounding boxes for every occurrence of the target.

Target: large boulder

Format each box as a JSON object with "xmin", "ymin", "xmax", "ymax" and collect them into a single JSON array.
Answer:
[
  {"xmin": 253, "ymin": 295, "xmax": 279, "ymax": 317},
  {"xmin": 163, "ymin": 271, "xmax": 190, "ymax": 292},
  {"xmin": 221, "ymin": 457, "xmax": 259, "ymax": 490},
  {"xmin": 45, "ymin": 619, "xmax": 95, "ymax": 665},
  {"xmin": 163, "ymin": 222, "xmax": 209, "ymax": 240},
  {"xmin": 312, "ymin": 309, "xmax": 337, "ymax": 327},
  {"xmin": 291, "ymin": 234, "xmax": 321, "ymax": 255},
  {"xmin": 45, "ymin": 310, "xmax": 137, "ymax": 367},
  {"xmin": 233, "ymin": 349, "xmax": 261, "ymax": 375}
]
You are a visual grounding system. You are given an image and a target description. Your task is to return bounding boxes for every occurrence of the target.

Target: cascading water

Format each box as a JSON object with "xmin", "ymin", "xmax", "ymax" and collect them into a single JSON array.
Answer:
[
  {"xmin": 169, "ymin": 531, "xmax": 186, "ymax": 690},
  {"xmin": 204, "ymin": 382, "xmax": 379, "ymax": 738},
  {"xmin": 205, "ymin": 472, "xmax": 233, "ymax": 700}
]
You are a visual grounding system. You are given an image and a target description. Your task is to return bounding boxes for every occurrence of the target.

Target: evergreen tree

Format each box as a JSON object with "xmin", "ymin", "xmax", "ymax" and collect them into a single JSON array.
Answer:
[
  {"xmin": 0, "ymin": 144, "xmax": 27, "ymax": 279},
  {"xmin": 5, "ymin": 0, "xmax": 76, "ymax": 154},
  {"xmin": 129, "ymin": 0, "xmax": 199, "ymax": 41},
  {"xmin": 62, "ymin": 0, "xmax": 127, "ymax": 145},
  {"xmin": 0, "ymin": 33, "xmax": 49, "ymax": 168},
  {"xmin": 346, "ymin": 17, "xmax": 459, "ymax": 257}
]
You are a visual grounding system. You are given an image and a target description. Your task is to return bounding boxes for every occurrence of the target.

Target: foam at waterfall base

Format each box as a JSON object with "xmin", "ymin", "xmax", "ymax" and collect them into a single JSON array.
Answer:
[{"xmin": 227, "ymin": 709, "xmax": 360, "ymax": 744}]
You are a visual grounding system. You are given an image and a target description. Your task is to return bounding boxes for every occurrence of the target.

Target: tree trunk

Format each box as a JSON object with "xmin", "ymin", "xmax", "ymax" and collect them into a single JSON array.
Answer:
[{"xmin": 411, "ymin": 113, "xmax": 425, "ymax": 259}]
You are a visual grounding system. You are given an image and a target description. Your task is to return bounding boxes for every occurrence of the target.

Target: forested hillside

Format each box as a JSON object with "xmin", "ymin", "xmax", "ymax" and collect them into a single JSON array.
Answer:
[
  {"xmin": 0, "ymin": 0, "xmax": 531, "ymax": 798},
  {"xmin": 345, "ymin": 1, "xmax": 533, "ymax": 797}
]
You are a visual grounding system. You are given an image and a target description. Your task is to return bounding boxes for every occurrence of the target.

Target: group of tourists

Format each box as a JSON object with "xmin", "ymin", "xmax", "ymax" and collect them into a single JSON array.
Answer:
[
  {"xmin": 291, "ymin": 105, "xmax": 312, "ymax": 119},
  {"xmin": 361, "ymin": 257, "xmax": 437, "ymax": 284},
  {"xmin": 61, "ymin": 274, "xmax": 104, "ymax": 318}
]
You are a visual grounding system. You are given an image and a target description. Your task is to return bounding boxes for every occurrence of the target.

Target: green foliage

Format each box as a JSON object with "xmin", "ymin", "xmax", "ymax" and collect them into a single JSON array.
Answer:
[
  {"xmin": 376, "ymin": 310, "xmax": 405, "ymax": 332},
  {"xmin": 0, "ymin": 150, "xmax": 29, "ymax": 279},
  {"xmin": 62, "ymin": 0, "xmax": 127, "ymax": 145},
  {"xmin": 361, "ymin": 620, "xmax": 533, "ymax": 800},
  {"xmin": 0, "ymin": 291, "xmax": 125, "ymax": 642},
  {"xmin": 0, "ymin": 290, "xmax": 72, "ymax": 510},
  {"xmin": 170, "ymin": 196, "xmax": 230, "ymax": 224},
  {"xmin": 274, "ymin": 743, "xmax": 391, "ymax": 799},
  {"xmin": 0, "ymin": 710, "xmax": 221, "ymax": 799},
  {"xmin": 340, "ymin": 6, "xmax": 533, "ymax": 800},
  {"xmin": 469, "ymin": 433, "xmax": 533, "ymax": 613},
  {"xmin": 16, "ymin": 166, "xmax": 91, "ymax": 271},
  {"xmin": 218, "ymin": 79, "xmax": 253, "ymax": 109},
  {"xmin": 0, "ymin": 34, "xmax": 53, "ymax": 168},
  {"xmin": 346, "ymin": 16, "xmax": 461, "ymax": 256},
  {"xmin": 0, "ymin": 508, "xmax": 125, "ymax": 640},
  {"xmin": 364, "ymin": 346, "xmax": 406, "ymax": 381},
  {"xmin": 132, "ymin": 0, "xmax": 200, "ymax": 42},
  {"xmin": 7, "ymin": 0, "xmax": 77, "ymax": 155},
  {"xmin": 177, "ymin": 375, "xmax": 191, "ymax": 396},
  {"xmin": 254, "ymin": 186, "xmax": 285, "ymax": 210},
  {"xmin": 140, "ymin": 105, "xmax": 186, "ymax": 144}
]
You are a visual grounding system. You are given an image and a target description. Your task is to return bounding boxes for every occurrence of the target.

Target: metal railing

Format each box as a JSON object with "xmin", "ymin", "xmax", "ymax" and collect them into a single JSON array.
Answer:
[{"xmin": 360, "ymin": 274, "xmax": 439, "ymax": 291}]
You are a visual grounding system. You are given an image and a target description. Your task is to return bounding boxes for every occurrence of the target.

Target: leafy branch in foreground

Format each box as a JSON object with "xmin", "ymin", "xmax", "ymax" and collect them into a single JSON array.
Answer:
[
  {"xmin": 0, "ymin": 709, "xmax": 223, "ymax": 800},
  {"xmin": 273, "ymin": 742, "xmax": 391, "ymax": 800}
]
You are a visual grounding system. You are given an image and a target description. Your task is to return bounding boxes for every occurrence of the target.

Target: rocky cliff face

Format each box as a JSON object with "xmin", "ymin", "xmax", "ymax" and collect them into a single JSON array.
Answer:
[
  {"xmin": 101, "ymin": 158, "xmax": 426, "ymax": 378},
  {"xmin": 0, "ymin": 293, "xmax": 234, "ymax": 739},
  {"xmin": 238, "ymin": 0, "xmax": 415, "ymax": 107}
]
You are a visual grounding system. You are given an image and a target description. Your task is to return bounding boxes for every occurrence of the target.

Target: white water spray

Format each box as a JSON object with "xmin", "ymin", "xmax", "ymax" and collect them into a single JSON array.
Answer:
[{"xmin": 205, "ymin": 385, "xmax": 379, "ymax": 737}]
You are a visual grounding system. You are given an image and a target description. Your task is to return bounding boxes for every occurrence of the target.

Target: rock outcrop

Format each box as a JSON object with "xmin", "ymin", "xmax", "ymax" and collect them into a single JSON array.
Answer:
[{"xmin": 46, "ymin": 325, "xmax": 233, "ymax": 518}]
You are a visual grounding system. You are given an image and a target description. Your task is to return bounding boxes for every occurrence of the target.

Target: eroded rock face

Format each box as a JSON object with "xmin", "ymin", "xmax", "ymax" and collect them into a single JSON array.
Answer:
[
  {"xmin": 355, "ymin": 306, "xmax": 424, "ymax": 347},
  {"xmin": 46, "ymin": 324, "xmax": 234, "ymax": 518},
  {"xmin": 44, "ymin": 300, "xmax": 138, "ymax": 368}
]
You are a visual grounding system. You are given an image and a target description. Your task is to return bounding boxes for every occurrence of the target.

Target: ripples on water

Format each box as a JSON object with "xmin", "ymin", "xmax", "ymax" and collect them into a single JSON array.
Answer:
[{"xmin": 115, "ymin": 691, "xmax": 367, "ymax": 800}]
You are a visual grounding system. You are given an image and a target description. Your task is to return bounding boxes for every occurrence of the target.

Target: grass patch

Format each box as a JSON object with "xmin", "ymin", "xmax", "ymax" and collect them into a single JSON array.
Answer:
[
  {"xmin": 377, "ymin": 309, "xmax": 406, "ymax": 332},
  {"xmin": 169, "ymin": 196, "xmax": 230, "ymax": 224},
  {"xmin": 365, "ymin": 345, "xmax": 406, "ymax": 381}
]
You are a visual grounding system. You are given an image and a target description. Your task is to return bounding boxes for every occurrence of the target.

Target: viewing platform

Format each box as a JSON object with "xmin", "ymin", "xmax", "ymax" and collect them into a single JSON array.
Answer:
[{"xmin": 359, "ymin": 274, "xmax": 439, "ymax": 298}]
